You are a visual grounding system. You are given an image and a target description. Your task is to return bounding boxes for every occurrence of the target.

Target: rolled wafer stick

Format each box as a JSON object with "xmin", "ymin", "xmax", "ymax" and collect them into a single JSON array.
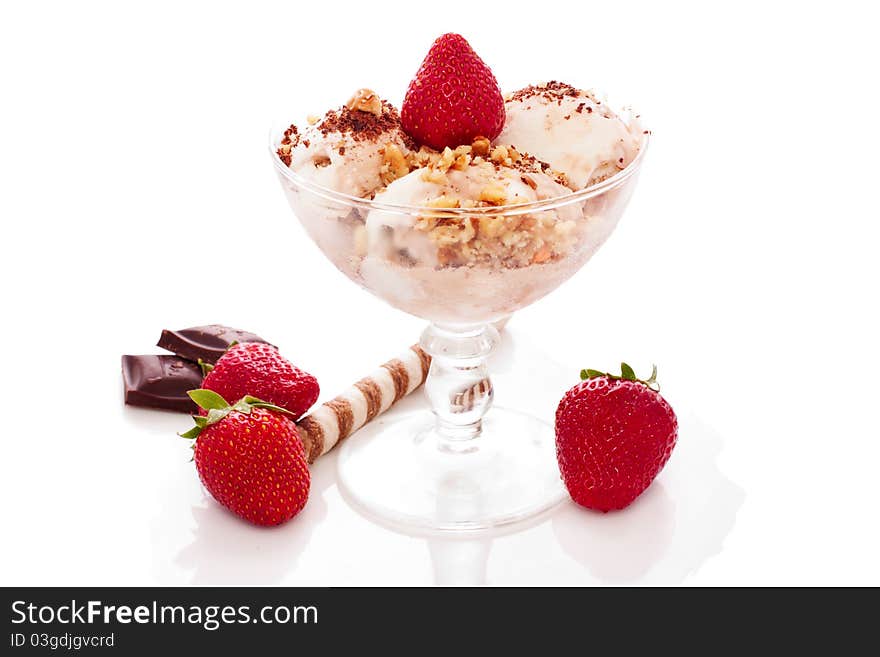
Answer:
[
  {"xmin": 451, "ymin": 378, "xmax": 492, "ymax": 413},
  {"xmin": 296, "ymin": 317, "xmax": 509, "ymax": 463},
  {"xmin": 295, "ymin": 344, "xmax": 432, "ymax": 463}
]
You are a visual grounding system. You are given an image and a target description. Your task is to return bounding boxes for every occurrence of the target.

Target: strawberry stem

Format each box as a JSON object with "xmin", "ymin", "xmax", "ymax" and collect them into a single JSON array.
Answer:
[
  {"xmin": 179, "ymin": 390, "xmax": 295, "ymax": 441},
  {"xmin": 580, "ymin": 363, "xmax": 661, "ymax": 391}
]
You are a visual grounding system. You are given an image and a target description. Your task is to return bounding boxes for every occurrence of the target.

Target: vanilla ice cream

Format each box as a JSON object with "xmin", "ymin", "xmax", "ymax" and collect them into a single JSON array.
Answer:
[
  {"xmin": 273, "ymin": 83, "xmax": 644, "ymax": 323},
  {"xmin": 496, "ymin": 82, "xmax": 643, "ymax": 189},
  {"xmin": 365, "ymin": 157, "xmax": 579, "ymax": 268},
  {"xmin": 277, "ymin": 89, "xmax": 414, "ymax": 199}
]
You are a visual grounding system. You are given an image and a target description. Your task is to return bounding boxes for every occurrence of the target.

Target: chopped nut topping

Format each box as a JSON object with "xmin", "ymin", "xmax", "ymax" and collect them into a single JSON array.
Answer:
[
  {"xmin": 407, "ymin": 182, "xmax": 581, "ymax": 269},
  {"xmin": 477, "ymin": 215, "xmax": 513, "ymax": 239},
  {"xmin": 428, "ymin": 145, "xmax": 473, "ymax": 174},
  {"xmin": 531, "ymin": 245, "xmax": 552, "ymax": 264},
  {"xmin": 307, "ymin": 114, "xmax": 321, "ymax": 126},
  {"xmin": 380, "ymin": 143, "xmax": 410, "ymax": 185},
  {"xmin": 420, "ymin": 168, "xmax": 448, "ymax": 185},
  {"xmin": 427, "ymin": 195, "xmax": 460, "ymax": 209},
  {"xmin": 346, "ymin": 88, "xmax": 383, "ymax": 116},
  {"xmin": 490, "ymin": 145, "xmax": 509, "ymax": 164},
  {"xmin": 471, "ymin": 136, "xmax": 491, "ymax": 158},
  {"xmin": 437, "ymin": 147, "xmax": 456, "ymax": 172},
  {"xmin": 479, "ymin": 182, "xmax": 507, "ymax": 205},
  {"xmin": 431, "ymin": 219, "xmax": 476, "ymax": 246},
  {"xmin": 409, "ymin": 146, "xmax": 441, "ymax": 169},
  {"xmin": 453, "ymin": 150, "xmax": 471, "ymax": 171}
]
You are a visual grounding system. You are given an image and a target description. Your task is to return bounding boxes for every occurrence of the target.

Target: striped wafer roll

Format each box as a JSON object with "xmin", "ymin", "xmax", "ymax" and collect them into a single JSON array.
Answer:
[
  {"xmin": 295, "ymin": 344, "xmax": 432, "ymax": 463},
  {"xmin": 451, "ymin": 378, "xmax": 492, "ymax": 413}
]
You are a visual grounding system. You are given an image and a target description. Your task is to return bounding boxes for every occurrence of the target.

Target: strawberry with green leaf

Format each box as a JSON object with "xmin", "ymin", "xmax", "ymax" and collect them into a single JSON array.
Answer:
[
  {"xmin": 555, "ymin": 363, "xmax": 678, "ymax": 512},
  {"xmin": 181, "ymin": 389, "xmax": 310, "ymax": 526}
]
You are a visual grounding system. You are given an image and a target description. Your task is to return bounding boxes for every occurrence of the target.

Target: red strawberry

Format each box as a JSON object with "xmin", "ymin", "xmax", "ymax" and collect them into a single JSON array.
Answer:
[
  {"xmin": 202, "ymin": 342, "xmax": 318, "ymax": 420},
  {"xmin": 555, "ymin": 364, "xmax": 678, "ymax": 512},
  {"xmin": 401, "ymin": 33, "xmax": 505, "ymax": 150},
  {"xmin": 181, "ymin": 390, "xmax": 310, "ymax": 526}
]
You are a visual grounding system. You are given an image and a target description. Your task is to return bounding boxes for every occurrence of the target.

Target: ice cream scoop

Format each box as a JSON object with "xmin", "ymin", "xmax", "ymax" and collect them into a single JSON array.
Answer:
[
  {"xmin": 365, "ymin": 158, "xmax": 579, "ymax": 268},
  {"xmin": 496, "ymin": 82, "xmax": 643, "ymax": 189},
  {"xmin": 278, "ymin": 89, "xmax": 414, "ymax": 199}
]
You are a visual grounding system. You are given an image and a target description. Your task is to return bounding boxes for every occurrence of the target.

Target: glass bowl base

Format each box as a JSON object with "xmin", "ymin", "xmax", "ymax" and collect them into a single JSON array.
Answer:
[{"xmin": 337, "ymin": 407, "xmax": 567, "ymax": 532}]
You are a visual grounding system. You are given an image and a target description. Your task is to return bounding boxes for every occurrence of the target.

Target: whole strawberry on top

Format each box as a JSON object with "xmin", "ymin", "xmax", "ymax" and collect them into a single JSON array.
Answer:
[
  {"xmin": 401, "ymin": 33, "xmax": 505, "ymax": 151},
  {"xmin": 555, "ymin": 364, "xmax": 678, "ymax": 512},
  {"xmin": 181, "ymin": 389, "xmax": 310, "ymax": 526},
  {"xmin": 202, "ymin": 342, "xmax": 319, "ymax": 420}
]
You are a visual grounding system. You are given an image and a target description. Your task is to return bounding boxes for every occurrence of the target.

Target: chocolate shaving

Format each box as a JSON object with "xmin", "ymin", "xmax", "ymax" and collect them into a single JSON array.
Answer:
[
  {"xmin": 507, "ymin": 81, "xmax": 580, "ymax": 104},
  {"xmin": 318, "ymin": 101, "xmax": 412, "ymax": 147},
  {"xmin": 277, "ymin": 124, "xmax": 300, "ymax": 166},
  {"xmin": 276, "ymin": 96, "xmax": 415, "ymax": 167}
]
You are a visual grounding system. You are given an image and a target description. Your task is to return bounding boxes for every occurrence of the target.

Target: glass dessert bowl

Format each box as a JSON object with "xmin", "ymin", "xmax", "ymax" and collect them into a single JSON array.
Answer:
[
  {"xmin": 270, "ymin": 47, "xmax": 651, "ymax": 529},
  {"xmin": 270, "ymin": 126, "xmax": 647, "ymax": 531}
]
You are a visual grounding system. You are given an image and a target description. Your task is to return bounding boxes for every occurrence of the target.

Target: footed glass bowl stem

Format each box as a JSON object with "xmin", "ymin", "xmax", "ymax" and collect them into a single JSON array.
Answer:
[{"xmin": 421, "ymin": 323, "xmax": 499, "ymax": 442}]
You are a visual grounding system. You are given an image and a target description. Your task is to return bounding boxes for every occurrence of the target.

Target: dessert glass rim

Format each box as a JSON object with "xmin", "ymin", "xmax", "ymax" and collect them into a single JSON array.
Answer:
[{"xmin": 268, "ymin": 126, "xmax": 649, "ymax": 218}]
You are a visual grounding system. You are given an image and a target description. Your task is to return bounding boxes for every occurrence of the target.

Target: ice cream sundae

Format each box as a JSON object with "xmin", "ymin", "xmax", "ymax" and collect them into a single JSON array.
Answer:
[
  {"xmin": 272, "ymin": 33, "xmax": 647, "ymax": 323},
  {"xmin": 270, "ymin": 32, "xmax": 651, "ymax": 531}
]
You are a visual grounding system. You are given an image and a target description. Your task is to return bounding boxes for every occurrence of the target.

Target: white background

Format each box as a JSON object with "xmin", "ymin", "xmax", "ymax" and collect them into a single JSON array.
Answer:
[{"xmin": 1, "ymin": 1, "xmax": 878, "ymax": 586}]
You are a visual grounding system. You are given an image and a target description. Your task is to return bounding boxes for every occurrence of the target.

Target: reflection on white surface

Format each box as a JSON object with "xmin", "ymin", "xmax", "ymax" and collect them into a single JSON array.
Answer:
[
  {"xmin": 416, "ymin": 413, "xmax": 743, "ymax": 586},
  {"xmin": 428, "ymin": 539, "xmax": 492, "ymax": 585},
  {"xmin": 171, "ymin": 456, "xmax": 333, "ymax": 585},
  {"xmin": 552, "ymin": 485, "xmax": 675, "ymax": 582}
]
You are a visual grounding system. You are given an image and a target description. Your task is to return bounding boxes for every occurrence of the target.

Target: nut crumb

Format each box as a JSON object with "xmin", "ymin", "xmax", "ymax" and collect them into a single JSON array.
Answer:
[
  {"xmin": 490, "ymin": 145, "xmax": 509, "ymax": 164},
  {"xmin": 427, "ymin": 195, "xmax": 460, "ymax": 209},
  {"xmin": 531, "ymin": 245, "xmax": 552, "ymax": 264},
  {"xmin": 380, "ymin": 143, "xmax": 410, "ymax": 185},
  {"xmin": 420, "ymin": 168, "xmax": 448, "ymax": 185},
  {"xmin": 436, "ymin": 147, "xmax": 456, "ymax": 172},
  {"xmin": 453, "ymin": 151, "xmax": 471, "ymax": 171},
  {"xmin": 479, "ymin": 182, "xmax": 507, "ymax": 205},
  {"xmin": 471, "ymin": 136, "xmax": 491, "ymax": 158},
  {"xmin": 346, "ymin": 88, "xmax": 383, "ymax": 116}
]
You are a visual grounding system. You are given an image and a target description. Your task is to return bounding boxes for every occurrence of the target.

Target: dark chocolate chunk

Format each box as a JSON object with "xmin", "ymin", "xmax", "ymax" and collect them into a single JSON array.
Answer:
[
  {"xmin": 156, "ymin": 324, "xmax": 271, "ymax": 365},
  {"xmin": 122, "ymin": 355, "xmax": 203, "ymax": 413}
]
